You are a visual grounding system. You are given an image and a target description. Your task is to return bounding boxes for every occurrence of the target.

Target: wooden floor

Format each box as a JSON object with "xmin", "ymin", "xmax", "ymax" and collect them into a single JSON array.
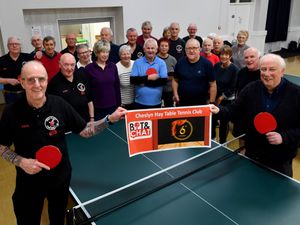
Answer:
[{"xmin": 0, "ymin": 55, "xmax": 300, "ymax": 225}]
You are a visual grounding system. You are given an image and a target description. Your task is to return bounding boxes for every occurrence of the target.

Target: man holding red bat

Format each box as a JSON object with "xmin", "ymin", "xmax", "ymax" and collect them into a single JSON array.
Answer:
[
  {"xmin": 210, "ymin": 54, "xmax": 300, "ymax": 177},
  {"xmin": 131, "ymin": 38, "xmax": 168, "ymax": 109},
  {"xmin": 0, "ymin": 61, "xmax": 126, "ymax": 225}
]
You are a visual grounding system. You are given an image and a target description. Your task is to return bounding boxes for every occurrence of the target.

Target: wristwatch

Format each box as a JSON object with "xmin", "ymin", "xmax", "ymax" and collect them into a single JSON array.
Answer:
[{"xmin": 105, "ymin": 114, "xmax": 113, "ymax": 125}]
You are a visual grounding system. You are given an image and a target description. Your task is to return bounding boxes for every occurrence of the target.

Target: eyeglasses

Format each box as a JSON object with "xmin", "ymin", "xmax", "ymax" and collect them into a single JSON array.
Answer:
[
  {"xmin": 22, "ymin": 77, "xmax": 47, "ymax": 85},
  {"xmin": 185, "ymin": 46, "xmax": 199, "ymax": 51},
  {"xmin": 78, "ymin": 51, "xmax": 90, "ymax": 55},
  {"xmin": 8, "ymin": 43, "xmax": 21, "ymax": 46}
]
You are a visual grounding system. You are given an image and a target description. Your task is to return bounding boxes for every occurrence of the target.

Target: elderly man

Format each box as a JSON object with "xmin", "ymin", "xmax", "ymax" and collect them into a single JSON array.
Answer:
[
  {"xmin": 0, "ymin": 60, "xmax": 126, "ymax": 225},
  {"xmin": 47, "ymin": 53, "xmax": 94, "ymax": 122},
  {"xmin": 120, "ymin": 27, "xmax": 144, "ymax": 60},
  {"xmin": 60, "ymin": 33, "xmax": 78, "ymax": 61},
  {"xmin": 30, "ymin": 35, "xmax": 43, "ymax": 56},
  {"xmin": 232, "ymin": 47, "xmax": 261, "ymax": 145},
  {"xmin": 173, "ymin": 39, "xmax": 216, "ymax": 106},
  {"xmin": 99, "ymin": 27, "xmax": 120, "ymax": 63},
  {"xmin": 0, "ymin": 37, "xmax": 33, "ymax": 103},
  {"xmin": 183, "ymin": 23, "xmax": 203, "ymax": 47},
  {"xmin": 131, "ymin": 38, "xmax": 168, "ymax": 109},
  {"xmin": 76, "ymin": 44, "xmax": 92, "ymax": 69},
  {"xmin": 200, "ymin": 38, "xmax": 220, "ymax": 66},
  {"xmin": 35, "ymin": 36, "xmax": 62, "ymax": 81},
  {"xmin": 210, "ymin": 54, "xmax": 300, "ymax": 177},
  {"xmin": 169, "ymin": 22, "xmax": 186, "ymax": 60},
  {"xmin": 236, "ymin": 47, "xmax": 261, "ymax": 95},
  {"xmin": 212, "ymin": 35, "xmax": 224, "ymax": 58}
]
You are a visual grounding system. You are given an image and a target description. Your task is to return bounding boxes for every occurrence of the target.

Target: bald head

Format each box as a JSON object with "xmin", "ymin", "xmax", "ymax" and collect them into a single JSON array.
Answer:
[
  {"xmin": 60, "ymin": 53, "xmax": 76, "ymax": 78},
  {"xmin": 20, "ymin": 61, "xmax": 48, "ymax": 106},
  {"xmin": 21, "ymin": 61, "xmax": 47, "ymax": 80},
  {"xmin": 60, "ymin": 53, "xmax": 76, "ymax": 64},
  {"xmin": 187, "ymin": 23, "xmax": 198, "ymax": 38}
]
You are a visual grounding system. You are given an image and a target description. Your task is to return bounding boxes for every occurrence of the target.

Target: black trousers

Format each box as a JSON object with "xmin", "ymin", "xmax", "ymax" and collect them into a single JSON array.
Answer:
[{"xmin": 12, "ymin": 172, "xmax": 71, "ymax": 225}]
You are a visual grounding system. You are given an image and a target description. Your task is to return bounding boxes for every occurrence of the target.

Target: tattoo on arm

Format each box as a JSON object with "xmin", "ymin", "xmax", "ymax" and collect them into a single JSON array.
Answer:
[{"xmin": 0, "ymin": 145, "xmax": 20, "ymax": 166}]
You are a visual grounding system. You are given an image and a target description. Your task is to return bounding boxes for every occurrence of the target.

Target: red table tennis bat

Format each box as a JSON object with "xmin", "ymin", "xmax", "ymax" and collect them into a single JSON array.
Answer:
[
  {"xmin": 36, "ymin": 145, "xmax": 62, "ymax": 169},
  {"xmin": 254, "ymin": 112, "xmax": 277, "ymax": 134},
  {"xmin": 146, "ymin": 67, "xmax": 158, "ymax": 76}
]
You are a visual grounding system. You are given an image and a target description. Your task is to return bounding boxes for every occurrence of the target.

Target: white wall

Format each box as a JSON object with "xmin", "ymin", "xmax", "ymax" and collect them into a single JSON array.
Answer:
[
  {"xmin": 0, "ymin": 0, "xmax": 242, "ymax": 52},
  {"xmin": 2, "ymin": 0, "xmax": 295, "ymax": 54}
]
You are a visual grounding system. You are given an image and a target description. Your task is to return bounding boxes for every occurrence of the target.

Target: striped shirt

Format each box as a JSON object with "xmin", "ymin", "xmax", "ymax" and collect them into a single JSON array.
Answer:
[{"xmin": 116, "ymin": 60, "xmax": 135, "ymax": 105}]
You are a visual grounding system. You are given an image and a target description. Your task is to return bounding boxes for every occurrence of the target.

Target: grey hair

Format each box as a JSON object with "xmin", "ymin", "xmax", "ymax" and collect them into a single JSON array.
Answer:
[
  {"xmin": 259, "ymin": 53, "xmax": 286, "ymax": 69},
  {"xmin": 77, "ymin": 43, "xmax": 89, "ymax": 51},
  {"xmin": 126, "ymin": 27, "xmax": 137, "ymax": 36},
  {"xmin": 186, "ymin": 38, "xmax": 200, "ymax": 48},
  {"xmin": 101, "ymin": 27, "xmax": 113, "ymax": 36},
  {"xmin": 144, "ymin": 38, "xmax": 158, "ymax": 48},
  {"xmin": 119, "ymin": 45, "xmax": 131, "ymax": 56},
  {"xmin": 93, "ymin": 40, "xmax": 111, "ymax": 54},
  {"xmin": 203, "ymin": 38, "xmax": 213, "ymax": 45},
  {"xmin": 7, "ymin": 36, "xmax": 21, "ymax": 44},
  {"xmin": 141, "ymin": 21, "xmax": 152, "ymax": 29},
  {"xmin": 244, "ymin": 47, "xmax": 261, "ymax": 58}
]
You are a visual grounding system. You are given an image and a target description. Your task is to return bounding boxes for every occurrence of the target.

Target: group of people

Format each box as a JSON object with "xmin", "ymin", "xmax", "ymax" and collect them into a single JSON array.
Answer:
[{"xmin": 0, "ymin": 20, "xmax": 300, "ymax": 225}]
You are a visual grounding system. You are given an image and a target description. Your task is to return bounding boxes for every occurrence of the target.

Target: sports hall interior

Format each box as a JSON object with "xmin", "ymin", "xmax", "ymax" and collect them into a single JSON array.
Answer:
[{"xmin": 1, "ymin": 0, "xmax": 300, "ymax": 224}]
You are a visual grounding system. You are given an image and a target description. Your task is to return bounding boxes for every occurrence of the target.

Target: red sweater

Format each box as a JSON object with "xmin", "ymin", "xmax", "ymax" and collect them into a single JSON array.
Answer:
[{"xmin": 36, "ymin": 52, "xmax": 62, "ymax": 81}]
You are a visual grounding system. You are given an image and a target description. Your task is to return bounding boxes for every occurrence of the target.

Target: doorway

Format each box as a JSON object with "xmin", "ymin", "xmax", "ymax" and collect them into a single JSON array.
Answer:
[
  {"xmin": 228, "ymin": 2, "xmax": 252, "ymax": 41},
  {"xmin": 58, "ymin": 18, "xmax": 113, "ymax": 50}
]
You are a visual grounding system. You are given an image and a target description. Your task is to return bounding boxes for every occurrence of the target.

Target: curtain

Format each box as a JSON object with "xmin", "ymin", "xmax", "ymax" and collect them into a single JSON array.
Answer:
[{"xmin": 265, "ymin": 0, "xmax": 291, "ymax": 43}]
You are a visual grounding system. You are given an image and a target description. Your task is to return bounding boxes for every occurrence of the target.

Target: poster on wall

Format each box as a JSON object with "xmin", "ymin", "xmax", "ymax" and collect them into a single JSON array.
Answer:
[{"xmin": 125, "ymin": 106, "xmax": 212, "ymax": 157}]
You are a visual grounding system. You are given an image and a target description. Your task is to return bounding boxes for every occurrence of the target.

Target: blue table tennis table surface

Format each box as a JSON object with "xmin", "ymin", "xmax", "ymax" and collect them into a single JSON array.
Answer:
[{"xmin": 67, "ymin": 121, "xmax": 300, "ymax": 225}]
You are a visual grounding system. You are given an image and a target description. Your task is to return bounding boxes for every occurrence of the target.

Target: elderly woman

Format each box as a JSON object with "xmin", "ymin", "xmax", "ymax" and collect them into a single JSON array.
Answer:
[
  {"xmin": 213, "ymin": 45, "xmax": 238, "ymax": 143},
  {"xmin": 231, "ymin": 30, "xmax": 250, "ymax": 69},
  {"xmin": 157, "ymin": 37, "xmax": 177, "ymax": 107},
  {"xmin": 85, "ymin": 40, "xmax": 121, "ymax": 120},
  {"xmin": 116, "ymin": 45, "xmax": 135, "ymax": 110},
  {"xmin": 162, "ymin": 26, "xmax": 171, "ymax": 39},
  {"xmin": 136, "ymin": 21, "xmax": 157, "ymax": 47}
]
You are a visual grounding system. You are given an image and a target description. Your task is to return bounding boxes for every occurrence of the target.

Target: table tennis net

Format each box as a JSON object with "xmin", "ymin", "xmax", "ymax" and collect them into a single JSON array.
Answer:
[{"xmin": 67, "ymin": 140, "xmax": 242, "ymax": 225}]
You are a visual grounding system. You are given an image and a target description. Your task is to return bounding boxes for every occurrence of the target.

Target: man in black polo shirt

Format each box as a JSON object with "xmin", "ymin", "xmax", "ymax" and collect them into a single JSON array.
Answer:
[
  {"xmin": 0, "ymin": 61, "xmax": 126, "ymax": 225},
  {"xmin": 0, "ymin": 36, "xmax": 33, "ymax": 103},
  {"xmin": 48, "ymin": 53, "xmax": 94, "ymax": 122},
  {"xmin": 60, "ymin": 33, "xmax": 79, "ymax": 62}
]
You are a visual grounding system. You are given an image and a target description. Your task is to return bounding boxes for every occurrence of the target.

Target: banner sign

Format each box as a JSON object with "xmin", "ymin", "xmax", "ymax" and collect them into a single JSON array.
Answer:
[{"xmin": 125, "ymin": 106, "xmax": 211, "ymax": 157}]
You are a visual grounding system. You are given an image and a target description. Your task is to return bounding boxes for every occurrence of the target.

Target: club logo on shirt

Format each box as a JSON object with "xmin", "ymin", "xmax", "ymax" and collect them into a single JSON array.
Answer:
[
  {"xmin": 77, "ymin": 83, "xmax": 86, "ymax": 95},
  {"xmin": 137, "ymin": 52, "xmax": 144, "ymax": 58},
  {"xmin": 176, "ymin": 45, "xmax": 183, "ymax": 53},
  {"xmin": 44, "ymin": 116, "xmax": 59, "ymax": 131},
  {"xmin": 128, "ymin": 120, "xmax": 152, "ymax": 140}
]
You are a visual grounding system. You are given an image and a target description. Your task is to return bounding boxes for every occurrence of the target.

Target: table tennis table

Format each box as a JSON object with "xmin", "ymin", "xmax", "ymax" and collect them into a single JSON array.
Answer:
[{"xmin": 66, "ymin": 120, "xmax": 300, "ymax": 225}]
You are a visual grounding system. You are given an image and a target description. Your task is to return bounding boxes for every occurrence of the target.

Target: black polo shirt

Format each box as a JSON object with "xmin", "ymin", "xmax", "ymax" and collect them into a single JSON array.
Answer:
[
  {"xmin": 0, "ymin": 95, "xmax": 86, "ymax": 184},
  {"xmin": 60, "ymin": 47, "xmax": 79, "ymax": 62},
  {"xmin": 47, "ymin": 71, "xmax": 92, "ymax": 122},
  {"xmin": 120, "ymin": 42, "xmax": 144, "ymax": 60},
  {"xmin": 0, "ymin": 52, "xmax": 33, "ymax": 91}
]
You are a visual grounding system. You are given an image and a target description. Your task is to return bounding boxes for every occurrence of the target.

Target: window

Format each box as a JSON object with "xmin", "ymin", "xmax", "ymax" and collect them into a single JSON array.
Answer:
[{"xmin": 59, "ymin": 18, "xmax": 113, "ymax": 50}]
